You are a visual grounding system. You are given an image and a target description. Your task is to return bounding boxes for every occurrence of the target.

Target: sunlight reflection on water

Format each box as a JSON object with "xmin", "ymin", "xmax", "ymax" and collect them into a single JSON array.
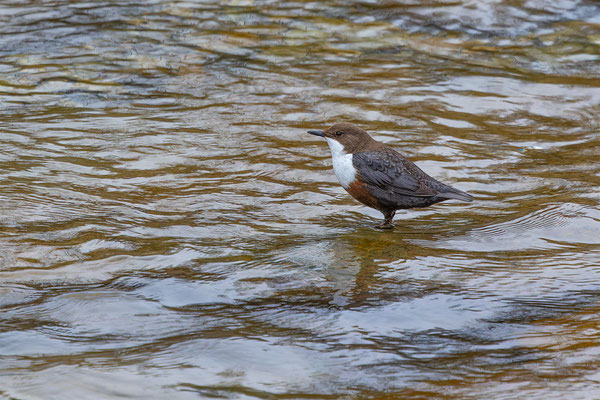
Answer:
[{"xmin": 1, "ymin": 0, "xmax": 600, "ymax": 399}]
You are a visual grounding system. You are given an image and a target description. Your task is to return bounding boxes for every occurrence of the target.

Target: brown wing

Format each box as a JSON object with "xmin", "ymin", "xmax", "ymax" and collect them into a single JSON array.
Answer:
[{"xmin": 352, "ymin": 150, "xmax": 438, "ymax": 198}]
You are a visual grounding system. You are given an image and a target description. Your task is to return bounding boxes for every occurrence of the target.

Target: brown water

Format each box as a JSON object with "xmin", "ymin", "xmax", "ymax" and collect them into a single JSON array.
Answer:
[{"xmin": 1, "ymin": 1, "xmax": 600, "ymax": 399}]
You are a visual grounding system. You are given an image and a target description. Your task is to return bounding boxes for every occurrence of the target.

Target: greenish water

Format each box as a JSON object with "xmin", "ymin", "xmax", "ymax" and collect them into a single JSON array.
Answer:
[{"xmin": 1, "ymin": 1, "xmax": 600, "ymax": 399}]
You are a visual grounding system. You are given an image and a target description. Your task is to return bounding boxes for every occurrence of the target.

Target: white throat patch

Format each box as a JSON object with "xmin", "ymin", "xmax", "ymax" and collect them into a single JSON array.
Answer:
[{"xmin": 325, "ymin": 138, "xmax": 356, "ymax": 189}]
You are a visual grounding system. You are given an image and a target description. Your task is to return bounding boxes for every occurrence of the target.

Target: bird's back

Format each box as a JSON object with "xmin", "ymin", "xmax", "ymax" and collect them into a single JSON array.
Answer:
[{"xmin": 353, "ymin": 142, "xmax": 472, "ymax": 210}]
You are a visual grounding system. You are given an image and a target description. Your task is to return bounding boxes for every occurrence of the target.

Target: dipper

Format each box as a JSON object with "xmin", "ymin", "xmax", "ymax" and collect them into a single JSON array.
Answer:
[{"xmin": 307, "ymin": 122, "xmax": 472, "ymax": 228}]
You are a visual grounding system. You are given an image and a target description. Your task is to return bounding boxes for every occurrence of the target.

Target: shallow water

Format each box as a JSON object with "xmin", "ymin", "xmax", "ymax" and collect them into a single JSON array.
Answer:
[{"xmin": 1, "ymin": 0, "xmax": 600, "ymax": 399}]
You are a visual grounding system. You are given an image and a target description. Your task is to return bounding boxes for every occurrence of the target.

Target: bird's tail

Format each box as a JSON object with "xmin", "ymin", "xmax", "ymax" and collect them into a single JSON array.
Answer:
[{"xmin": 438, "ymin": 187, "xmax": 473, "ymax": 202}]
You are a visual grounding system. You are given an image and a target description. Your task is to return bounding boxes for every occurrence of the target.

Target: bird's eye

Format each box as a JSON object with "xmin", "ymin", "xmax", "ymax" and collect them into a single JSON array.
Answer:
[{"xmin": 335, "ymin": 131, "xmax": 343, "ymax": 137}]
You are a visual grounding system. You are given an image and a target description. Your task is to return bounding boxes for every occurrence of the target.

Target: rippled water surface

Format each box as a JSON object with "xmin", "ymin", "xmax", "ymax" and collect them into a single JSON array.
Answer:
[{"xmin": 2, "ymin": 1, "xmax": 600, "ymax": 399}]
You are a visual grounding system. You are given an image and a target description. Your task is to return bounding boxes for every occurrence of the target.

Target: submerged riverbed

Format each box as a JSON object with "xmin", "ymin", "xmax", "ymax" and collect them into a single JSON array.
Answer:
[{"xmin": 1, "ymin": 1, "xmax": 600, "ymax": 399}]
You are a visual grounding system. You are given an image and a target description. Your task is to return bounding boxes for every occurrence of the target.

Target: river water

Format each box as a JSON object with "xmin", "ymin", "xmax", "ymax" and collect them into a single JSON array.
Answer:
[{"xmin": 1, "ymin": 1, "xmax": 600, "ymax": 399}]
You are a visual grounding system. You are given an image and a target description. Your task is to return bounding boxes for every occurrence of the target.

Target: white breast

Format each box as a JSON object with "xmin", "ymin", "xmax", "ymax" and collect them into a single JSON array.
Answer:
[{"xmin": 325, "ymin": 138, "xmax": 356, "ymax": 189}]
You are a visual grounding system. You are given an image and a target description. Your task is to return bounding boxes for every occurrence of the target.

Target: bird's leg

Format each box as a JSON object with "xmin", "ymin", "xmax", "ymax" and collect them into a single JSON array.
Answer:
[{"xmin": 376, "ymin": 210, "xmax": 396, "ymax": 229}]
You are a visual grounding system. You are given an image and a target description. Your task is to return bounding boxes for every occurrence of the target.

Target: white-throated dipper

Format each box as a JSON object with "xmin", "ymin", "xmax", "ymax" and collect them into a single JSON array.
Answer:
[{"xmin": 307, "ymin": 122, "xmax": 473, "ymax": 229}]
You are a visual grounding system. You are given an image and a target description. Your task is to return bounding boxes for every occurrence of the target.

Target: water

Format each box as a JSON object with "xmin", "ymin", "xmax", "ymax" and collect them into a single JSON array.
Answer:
[{"xmin": 1, "ymin": 0, "xmax": 600, "ymax": 399}]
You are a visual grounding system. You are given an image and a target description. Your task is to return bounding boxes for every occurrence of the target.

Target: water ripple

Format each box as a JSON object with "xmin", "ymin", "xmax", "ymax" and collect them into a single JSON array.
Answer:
[{"xmin": 1, "ymin": 0, "xmax": 600, "ymax": 399}]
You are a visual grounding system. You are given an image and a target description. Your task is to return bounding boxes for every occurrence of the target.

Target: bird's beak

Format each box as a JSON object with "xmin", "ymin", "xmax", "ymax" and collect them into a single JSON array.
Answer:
[{"xmin": 307, "ymin": 130, "xmax": 325, "ymax": 137}]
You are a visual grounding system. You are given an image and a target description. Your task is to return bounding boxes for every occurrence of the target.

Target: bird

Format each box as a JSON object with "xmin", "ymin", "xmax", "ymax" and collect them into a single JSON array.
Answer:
[{"xmin": 307, "ymin": 122, "xmax": 473, "ymax": 229}]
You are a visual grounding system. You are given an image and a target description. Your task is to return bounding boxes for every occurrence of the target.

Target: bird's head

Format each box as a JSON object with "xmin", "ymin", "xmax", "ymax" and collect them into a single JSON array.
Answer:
[{"xmin": 307, "ymin": 122, "xmax": 375, "ymax": 153}]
